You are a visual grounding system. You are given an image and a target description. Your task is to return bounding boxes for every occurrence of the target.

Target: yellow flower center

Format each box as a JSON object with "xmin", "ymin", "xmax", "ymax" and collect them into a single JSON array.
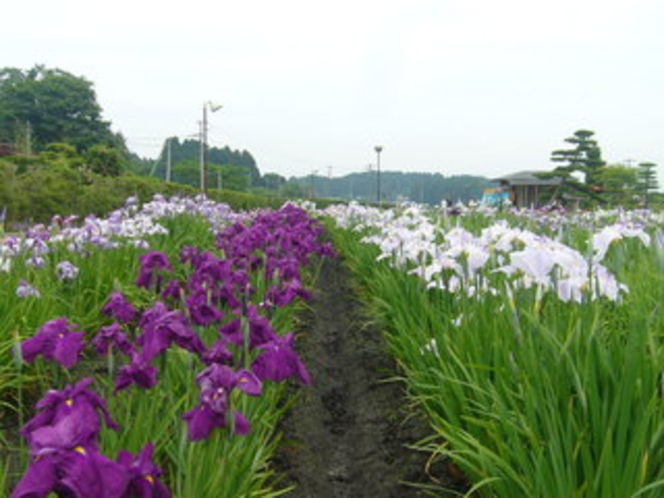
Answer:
[
  {"xmin": 65, "ymin": 399, "xmax": 73, "ymax": 407},
  {"xmin": 144, "ymin": 475, "xmax": 154, "ymax": 485},
  {"xmin": 74, "ymin": 446, "xmax": 87, "ymax": 456}
]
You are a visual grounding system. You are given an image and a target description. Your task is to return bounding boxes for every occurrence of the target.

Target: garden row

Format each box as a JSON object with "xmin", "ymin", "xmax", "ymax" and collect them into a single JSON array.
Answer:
[
  {"xmin": 0, "ymin": 195, "xmax": 334, "ymax": 497},
  {"xmin": 322, "ymin": 201, "xmax": 664, "ymax": 497}
]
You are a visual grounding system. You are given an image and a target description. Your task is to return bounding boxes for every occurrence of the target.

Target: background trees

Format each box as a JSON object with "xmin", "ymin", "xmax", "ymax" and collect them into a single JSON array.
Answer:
[
  {"xmin": 536, "ymin": 129, "xmax": 607, "ymax": 206},
  {"xmin": 0, "ymin": 65, "xmax": 124, "ymax": 152},
  {"xmin": 637, "ymin": 162, "xmax": 659, "ymax": 208}
]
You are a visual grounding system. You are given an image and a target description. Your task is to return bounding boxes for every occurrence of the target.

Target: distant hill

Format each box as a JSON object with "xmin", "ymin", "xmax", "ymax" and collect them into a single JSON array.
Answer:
[{"xmin": 291, "ymin": 171, "xmax": 492, "ymax": 204}]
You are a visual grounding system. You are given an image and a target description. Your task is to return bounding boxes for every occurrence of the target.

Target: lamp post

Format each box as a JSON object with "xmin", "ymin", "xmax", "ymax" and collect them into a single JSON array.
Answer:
[
  {"xmin": 200, "ymin": 101, "xmax": 222, "ymax": 193},
  {"xmin": 374, "ymin": 145, "xmax": 383, "ymax": 207}
]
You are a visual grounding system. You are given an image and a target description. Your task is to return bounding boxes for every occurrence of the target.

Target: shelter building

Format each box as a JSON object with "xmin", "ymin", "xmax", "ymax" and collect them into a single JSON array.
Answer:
[{"xmin": 489, "ymin": 170, "xmax": 561, "ymax": 208}]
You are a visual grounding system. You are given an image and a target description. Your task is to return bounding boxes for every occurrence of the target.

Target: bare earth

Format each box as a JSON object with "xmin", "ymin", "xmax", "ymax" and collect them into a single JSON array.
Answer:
[{"xmin": 274, "ymin": 255, "xmax": 469, "ymax": 497}]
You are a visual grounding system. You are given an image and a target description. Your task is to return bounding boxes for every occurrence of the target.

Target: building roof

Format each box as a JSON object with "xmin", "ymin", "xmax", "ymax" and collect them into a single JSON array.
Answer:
[{"xmin": 491, "ymin": 170, "xmax": 562, "ymax": 186}]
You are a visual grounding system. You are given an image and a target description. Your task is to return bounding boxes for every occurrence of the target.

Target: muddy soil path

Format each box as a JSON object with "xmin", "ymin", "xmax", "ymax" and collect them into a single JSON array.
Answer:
[{"xmin": 275, "ymin": 255, "xmax": 468, "ymax": 497}]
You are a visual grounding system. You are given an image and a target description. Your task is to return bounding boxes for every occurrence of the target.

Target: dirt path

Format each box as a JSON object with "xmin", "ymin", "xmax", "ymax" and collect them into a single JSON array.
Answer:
[{"xmin": 275, "ymin": 255, "xmax": 468, "ymax": 497}]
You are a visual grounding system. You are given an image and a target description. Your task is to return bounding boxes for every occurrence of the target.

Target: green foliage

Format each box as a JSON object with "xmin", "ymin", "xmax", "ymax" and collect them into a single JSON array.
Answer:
[
  {"xmin": 150, "ymin": 137, "xmax": 261, "ymax": 189},
  {"xmin": 547, "ymin": 129, "xmax": 607, "ymax": 206},
  {"xmin": 0, "ymin": 152, "xmax": 290, "ymax": 226},
  {"xmin": 596, "ymin": 163, "xmax": 638, "ymax": 207},
  {"xmin": 637, "ymin": 162, "xmax": 659, "ymax": 208},
  {"xmin": 0, "ymin": 65, "xmax": 123, "ymax": 152},
  {"xmin": 331, "ymin": 213, "xmax": 664, "ymax": 497},
  {"xmin": 84, "ymin": 144, "xmax": 126, "ymax": 177}
]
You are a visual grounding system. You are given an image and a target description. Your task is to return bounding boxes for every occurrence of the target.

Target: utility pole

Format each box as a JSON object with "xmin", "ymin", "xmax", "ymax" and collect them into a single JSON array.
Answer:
[
  {"xmin": 166, "ymin": 138, "xmax": 172, "ymax": 182},
  {"xmin": 374, "ymin": 145, "xmax": 383, "ymax": 207},
  {"xmin": 26, "ymin": 121, "xmax": 32, "ymax": 155},
  {"xmin": 327, "ymin": 165, "xmax": 332, "ymax": 198},
  {"xmin": 199, "ymin": 119, "xmax": 205, "ymax": 191},
  {"xmin": 199, "ymin": 102, "xmax": 222, "ymax": 193}
]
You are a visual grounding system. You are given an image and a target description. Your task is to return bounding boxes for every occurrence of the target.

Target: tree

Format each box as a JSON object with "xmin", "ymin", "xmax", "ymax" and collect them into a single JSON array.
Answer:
[
  {"xmin": 637, "ymin": 162, "xmax": 659, "ymax": 208},
  {"xmin": 262, "ymin": 173, "xmax": 286, "ymax": 192},
  {"xmin": 0, "ymin": 65, "xmax": 123, "ymax": 152},
  {"xmin": 596, "ymin": 163, "xmax": 638, "ymax": 207},
  {"xmin": 546, "ymin": 129, "xmax": 607, "ymax": 205},
  {"xmin": 213, "ymin": 164, "xmax": 250, "ymax": 192},
  {"xmin": 85, "ymin": 144, "xmax": 126, "ymax": 176}
]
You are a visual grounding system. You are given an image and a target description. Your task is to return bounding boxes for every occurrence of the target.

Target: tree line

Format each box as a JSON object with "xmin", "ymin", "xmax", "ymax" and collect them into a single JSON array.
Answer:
[
  {"xmin": 540, "ymin": 129, "xmax": 660, "ymax": 208},
  {"xmin": 0, "ymin": 65, "xmax": 660, "ymax": 218}
]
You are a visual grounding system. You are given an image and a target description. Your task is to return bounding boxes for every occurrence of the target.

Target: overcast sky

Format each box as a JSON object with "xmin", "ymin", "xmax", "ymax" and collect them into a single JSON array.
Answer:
[{"xmin": 4, "ymin": 0, "xmax": 664, "ymax": 183}]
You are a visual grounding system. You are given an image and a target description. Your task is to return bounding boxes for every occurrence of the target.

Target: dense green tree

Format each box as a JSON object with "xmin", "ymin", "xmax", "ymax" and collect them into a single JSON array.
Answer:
[
  {"xmin": 85, "ymin": 144, "xmax": 126, "ymax": 176},
  {"xmin": 212, "ymin": 164, "xmax": 250, "ymax": 191},
  {"xmin": 149, "ymin": 137, "xmax": 262, "ymax": 191},
  {"xmin": 0, "ymin": 65, "xmax": 122, "ymax": 152},
  {"xmin": 637, "ymin": 162, "xmax": 659, "ymax": 208},
  {"xmin": 262, "ymin": 172, "xmax": 287, "ymax": 192},
  {"xmin": 596, "ymin": 163, "xmax": 638, "ymax": 207},
  {"xmin": 170, "ymin": 160, "xmax": 200, "ymax": 187}
]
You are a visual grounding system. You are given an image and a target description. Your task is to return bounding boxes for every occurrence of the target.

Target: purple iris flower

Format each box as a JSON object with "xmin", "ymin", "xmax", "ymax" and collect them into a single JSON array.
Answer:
[
  {"xmin": 218, "ymin": 308, "xmax": 277, "ymax": 349},
  {"xmin": 219, "ymin": 318, "xmax": 243, "ymax": 347},
  {"xmin": 202, "ymin": 340, "xmax": 235, "ymax": 366},
  {"xmin": 137, "ymin": 302, "xmax": 206, "ymax": 361},
  {"xmin": 160, "ymin": 278, "xmax": 183, "ymax": 301},
  {"xmin": 101, "ymin": 292, "xmax": 138, "ymax": 324},
  {"xmin": 12, "ymin": 419, "xmax": 129, "ymax": 498},
  {"xmin": 114, "ymin": 352, "xmax": 159, "ymax": 393},
  {"xmin": 183, "ymin": 364, "xmax": 261, "ymax": 441},
  {"xmin": 251, "ymin": 332, "xmax": 311, "ymax": 385},
  {"xmin": 136, "ymin": 251, "xmax": 173, "ymax": 290},
  {"xmin": 247, "ymin": 306, "xmax": 278, "ymax": 349},
  {"xmin": 265, "ymin": 279, "xmax": 312, "ymax": 308},
  {"xmin": 21, "ymin": 317, "xmax": 86, "ymax": 369},
  {"xmin": 180, "ymin": 245, "xmax": 202, "ymax": 266},
  {"xmin": 91, "ymin": 323, "xmax": 136, "ymax": 357},
  {"xmin": 186, "ymin": 291, "xmax": 224, "ymax": 326},
  {"xmin": 20, "ymin": 378, "xmax": 120, "ymax": 450},
  {"xmin": 116, "ymin": 443, "xmax": 171, "ymax": 497}
]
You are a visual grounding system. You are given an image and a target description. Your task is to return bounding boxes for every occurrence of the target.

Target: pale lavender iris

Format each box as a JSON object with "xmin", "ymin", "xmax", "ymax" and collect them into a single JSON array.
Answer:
[
  {"xmin": 56, "ymin": 260, "xmax": 80, "ymax": 281},
  {"xmin": 16, "ymin": 280, "xmax": 41, "ymax": 299}
]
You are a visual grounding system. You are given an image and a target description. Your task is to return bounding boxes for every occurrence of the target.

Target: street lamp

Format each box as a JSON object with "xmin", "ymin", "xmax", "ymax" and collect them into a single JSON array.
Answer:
[
  {"xmin": 200, "ymin": 101, "xmax": 222, "ymax": 193},
  {"xmin": 374, "ymin": 145, "xmax": 383, "ymax": 206}
]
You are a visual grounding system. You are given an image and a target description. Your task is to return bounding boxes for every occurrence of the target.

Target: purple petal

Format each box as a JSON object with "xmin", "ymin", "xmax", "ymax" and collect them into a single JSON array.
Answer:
[
  {"xmin": 235, "ymin": 369, "xmax": 262, "ymax": 396},
  {"xmin": 52, "ymin": 331, "xmax": 85, "ymax": 368},
  {"xmin": 11, "ymin": 455, "xmax": 57, "ymax": 498},
  {"xmin": 20, "ymin": 333, "xmax": 51, "ymax": 364},
  {"xmin": 183, "ymin": 406, "xmax": 223, "ymax": 441},
  {"xmin": 233, "ymin": 411, "xmax": 251, "ymax": 436}
]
